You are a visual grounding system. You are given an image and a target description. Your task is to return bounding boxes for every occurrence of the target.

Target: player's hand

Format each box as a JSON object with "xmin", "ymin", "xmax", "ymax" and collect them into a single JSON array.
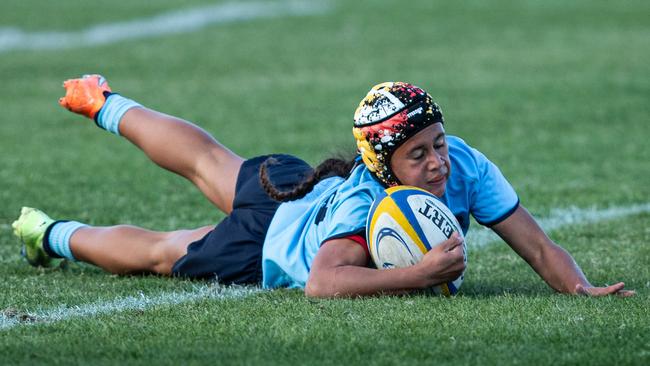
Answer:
[
  {"xmin": 415, "ymin": 232, "xmax": 465, "ymax": 287},
  {"xmin": 575, "ymin": 283, "xmax": 636, "ymax": 297},
  {"xmin": 58, "ymin": 74, "xmax": 111, "ymax": 119}
]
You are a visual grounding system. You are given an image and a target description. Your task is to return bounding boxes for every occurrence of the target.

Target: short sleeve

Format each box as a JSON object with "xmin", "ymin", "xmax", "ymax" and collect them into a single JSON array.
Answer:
[
  {"xmin": 470, "ymin": 149, "xmax": 519, "ymax": 226},
  {"xmin": 319, "ymin": 182, "xmax": 379, "ymax": 245}
]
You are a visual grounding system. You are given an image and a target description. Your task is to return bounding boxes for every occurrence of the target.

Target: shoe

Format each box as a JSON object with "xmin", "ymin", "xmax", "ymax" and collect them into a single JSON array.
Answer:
[
  {"xmin": 58, "ymin": 74, "xmax": 112, "ymax": 119},
  {"xmin": 12, "ymin": 207, "xmax": 55, "ymax": 267}
]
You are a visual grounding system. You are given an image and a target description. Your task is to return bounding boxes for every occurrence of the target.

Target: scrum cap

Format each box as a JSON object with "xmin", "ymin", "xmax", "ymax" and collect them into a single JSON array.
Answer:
[{"xmin": 353, "ymin": 82, "xmax": 444, "ymax": 186}]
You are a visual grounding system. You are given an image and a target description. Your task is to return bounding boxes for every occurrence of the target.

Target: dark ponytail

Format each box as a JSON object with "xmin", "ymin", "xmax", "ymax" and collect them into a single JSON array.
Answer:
[{"xmin": 260, "ymin": 155, "xmax": 358, "ymax": 202}]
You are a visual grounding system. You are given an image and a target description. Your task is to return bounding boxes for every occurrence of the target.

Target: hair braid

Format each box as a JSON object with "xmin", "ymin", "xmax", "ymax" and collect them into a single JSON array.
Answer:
[{"xmin": 259, "ymin": 155, "xmax": 357, "ymax": 202}]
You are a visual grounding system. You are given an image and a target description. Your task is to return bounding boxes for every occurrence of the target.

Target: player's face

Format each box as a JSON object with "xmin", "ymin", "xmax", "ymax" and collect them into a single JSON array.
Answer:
[{"xmin": 390, "ymin": 123, "xmax": 450, "ymax": 197}]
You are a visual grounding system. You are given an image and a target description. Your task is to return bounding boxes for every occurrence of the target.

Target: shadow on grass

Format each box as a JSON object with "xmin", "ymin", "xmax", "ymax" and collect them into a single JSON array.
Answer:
[
  {"xmin": 452, "ymin": 278, "xmax": 554, "ymax": 298},
  {"xmin": 455, "ymin": 280, "xmax": 645, "ymax": 299}
]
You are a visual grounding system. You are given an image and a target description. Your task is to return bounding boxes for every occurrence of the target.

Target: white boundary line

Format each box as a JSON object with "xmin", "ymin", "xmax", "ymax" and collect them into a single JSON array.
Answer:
[
  {"xmin": 0, "ymin": 284, "xmax": 260, "ymax": 331},
  {"xmin": 0, "ymin": 0, "xmax": 331, "ymax": 53},
  {"xmin": 2, "ymin": 202, "xmax": 649, "ymax": 331},
  {"xmin": 465, "ymin": 202, "xmax": 650, "ymax": 248}
]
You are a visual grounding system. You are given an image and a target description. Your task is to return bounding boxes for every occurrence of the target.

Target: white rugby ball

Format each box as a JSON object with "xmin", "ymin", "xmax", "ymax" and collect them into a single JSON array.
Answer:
[{"xmin": 366, "ymin": 185, "xmax": 467, "ymax": 296}]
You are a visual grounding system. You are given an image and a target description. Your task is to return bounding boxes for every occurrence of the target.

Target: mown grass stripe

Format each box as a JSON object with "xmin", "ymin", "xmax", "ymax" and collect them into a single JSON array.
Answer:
[
  {"xmin": 1, "ymin": 202, "xmax": 648, "ymax": 331},
  {"xmin": 0, "ymin": 0, "xmax": 331, "ymax": 53}
]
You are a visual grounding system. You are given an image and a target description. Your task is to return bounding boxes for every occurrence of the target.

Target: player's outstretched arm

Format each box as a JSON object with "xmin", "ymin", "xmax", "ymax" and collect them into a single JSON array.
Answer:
[
  {"xmin": 58, "ymin": 75, "xmax": 243, "ymax": 214},
  {"xmin": 492, "ymin": 205, "xmax": 635, "ymax": 297},
  {"xmin": 305, "ymin": 234, "xmax": 465, "ymax": 298}
]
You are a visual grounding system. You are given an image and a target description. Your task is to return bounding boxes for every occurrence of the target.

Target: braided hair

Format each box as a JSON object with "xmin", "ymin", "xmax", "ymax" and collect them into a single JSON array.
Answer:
[{"xmin": 259, "ymin": 155, "xmax": 357, "ymax": 202}]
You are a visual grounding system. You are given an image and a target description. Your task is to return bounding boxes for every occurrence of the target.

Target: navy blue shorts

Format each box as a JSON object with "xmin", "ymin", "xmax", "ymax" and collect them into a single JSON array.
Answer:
[{"xmin": 171, "ymin": 154, "xmax": 312, "ymax": 284}]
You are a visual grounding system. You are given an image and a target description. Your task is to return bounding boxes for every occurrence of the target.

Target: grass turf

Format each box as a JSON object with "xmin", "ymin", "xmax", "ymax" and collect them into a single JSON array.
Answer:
[{"xmin": 0, "ymin": 0, "xmax": 649, "ymax": 364}]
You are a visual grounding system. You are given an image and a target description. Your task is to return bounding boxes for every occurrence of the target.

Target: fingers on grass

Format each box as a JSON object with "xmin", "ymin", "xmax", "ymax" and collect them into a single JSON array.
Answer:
[
  {"xmin": 616, "ymin": 289, "xmax": 636, "ymax": 298},
  {"xmin": 607, "ymin": 282, "xmax": 626, "ymax": 293},
  {"xmin": 575, "ymin": 282, "xmax": 632, "ymax": 297}
]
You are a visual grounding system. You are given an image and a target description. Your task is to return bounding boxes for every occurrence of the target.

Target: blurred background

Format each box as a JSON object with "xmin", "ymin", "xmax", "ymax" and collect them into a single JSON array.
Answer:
[
  {"xmin": 0, "ymin": 1, "xmax": 648, "ymax": 364},
  {"xmin": 2, "ymin": 1, "xmax": 648, "ymax": 229}
]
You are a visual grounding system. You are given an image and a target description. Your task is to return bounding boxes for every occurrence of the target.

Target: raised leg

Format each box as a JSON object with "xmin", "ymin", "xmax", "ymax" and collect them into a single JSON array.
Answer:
[
  {"xmin": 69, "ymin": 225, "xmax": 213, "ymax": 275},
  {"xmin": 118, "ymin": 107, "xmax": 244, "ymax": 214},
  {"xmin": 59, "ymin": 75, "xmax": 244, "ymax": 214}
]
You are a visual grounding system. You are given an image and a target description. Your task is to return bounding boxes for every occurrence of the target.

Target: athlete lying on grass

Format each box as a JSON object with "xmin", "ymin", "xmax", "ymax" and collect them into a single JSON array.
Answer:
[{"xmin": 12, "ymin": 76, "xmax": 634, "ymax": 298}]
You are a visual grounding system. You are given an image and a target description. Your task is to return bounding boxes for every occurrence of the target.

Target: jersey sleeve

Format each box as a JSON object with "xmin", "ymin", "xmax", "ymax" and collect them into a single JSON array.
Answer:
[
  {"xmin": 319, "ymin": 182, "xmax": 377, "ymax": 245},
  {"xmin": 469, "ymin": 148, "xmax": 520, "ymax": 226},
  {"xmin": 322, "ymin": 234, "xmax": 369, "ymax": 258}
]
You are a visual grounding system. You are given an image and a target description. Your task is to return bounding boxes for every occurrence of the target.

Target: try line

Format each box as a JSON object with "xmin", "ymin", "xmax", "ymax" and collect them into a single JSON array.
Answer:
[
  {"xmin": 0, "ymin": 0, "xmax": 331, "ymax": 53},
  {"xmin": 0, "ymin": 284, "xmax": 260, "ymax": 331},
  {"xmin": 465, "ymin": 202, "xmax": 650, "ymax": 247},
  {"xmin": 2, "ymin": 201, "xmax": 649, "ymax": 331}
]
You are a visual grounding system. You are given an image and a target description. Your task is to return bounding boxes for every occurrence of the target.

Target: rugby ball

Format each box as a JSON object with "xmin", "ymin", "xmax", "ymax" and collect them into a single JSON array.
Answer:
[{"xmin": 366, "ymin": 185, "xmax": 467, "ymax": 296}]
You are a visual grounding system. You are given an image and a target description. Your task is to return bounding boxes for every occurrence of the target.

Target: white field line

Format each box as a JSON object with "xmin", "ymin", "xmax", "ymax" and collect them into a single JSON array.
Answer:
[
  {"xmin": 465, "ymin": 202, "xmax": 650, "ymax": 248},
  {"xmin": 0, "ymin": 0, "xmax": 331, "ymax": 53},
  {"xmin": 1, "ymin": 202, "xmax": 648, "ymax": 331},
  {"xmin": 0, "ymin": 285, "xmax": 260, "ymax": 331}
]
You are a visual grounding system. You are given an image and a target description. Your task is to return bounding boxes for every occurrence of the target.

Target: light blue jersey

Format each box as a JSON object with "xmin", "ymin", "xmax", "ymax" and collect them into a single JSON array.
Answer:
[
  {"xmin": 440, "ymin": 136, "xmax": 520, "ymax": 234},
  {"xmin": 261, "ymin": 163, "xmax": 384, "ymax": 289},
  {"xmin": 261, "ymin": 135, "xmax": 519, "ymax": 289}
]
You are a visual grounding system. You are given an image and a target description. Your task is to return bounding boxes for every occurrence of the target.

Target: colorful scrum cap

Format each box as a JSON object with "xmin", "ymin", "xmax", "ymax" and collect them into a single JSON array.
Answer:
[{"xmin": 353, "ymin": 82, "xmax": 444, "ymax": 186}]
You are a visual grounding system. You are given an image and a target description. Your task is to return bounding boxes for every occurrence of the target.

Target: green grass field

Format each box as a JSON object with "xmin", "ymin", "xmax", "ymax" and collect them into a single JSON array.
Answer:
[{"xmin": 1, "ymin": 0, "xmax": 649, "ymax": 364}]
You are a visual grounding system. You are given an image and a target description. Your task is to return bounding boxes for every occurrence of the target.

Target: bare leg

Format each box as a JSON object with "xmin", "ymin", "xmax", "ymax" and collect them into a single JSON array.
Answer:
[
  {"xmin": 69, "ymin": 225, "xmax": 213, "ymax": 275},
  {"xmin": 118, "ymin": 107, "xmax": 244, "ymax": 214}
]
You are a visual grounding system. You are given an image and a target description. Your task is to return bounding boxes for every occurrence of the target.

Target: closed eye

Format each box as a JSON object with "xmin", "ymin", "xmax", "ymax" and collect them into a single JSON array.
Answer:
[
  {"xmin": 433, "ymin": 135, "xmax": 446, "ymax": 150},
  {"xmin": 410, "ymin": 149, "xmax": 425, "ymax": 160}
]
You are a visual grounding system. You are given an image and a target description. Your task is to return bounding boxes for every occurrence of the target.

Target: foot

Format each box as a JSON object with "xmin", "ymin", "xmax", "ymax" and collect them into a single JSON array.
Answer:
[
  {"xmin": 12, "ymin": 207, "xmax": 55, "ymax": 267},
  {"xmin": 58, "ymin": 74, "xmax": 112, "ymax": 119}
]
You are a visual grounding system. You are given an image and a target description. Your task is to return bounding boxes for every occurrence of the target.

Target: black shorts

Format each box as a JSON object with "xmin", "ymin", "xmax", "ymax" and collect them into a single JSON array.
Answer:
[{"xmin": 171, "ymin": 154, "xmax": 312, "ymax": 284}]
